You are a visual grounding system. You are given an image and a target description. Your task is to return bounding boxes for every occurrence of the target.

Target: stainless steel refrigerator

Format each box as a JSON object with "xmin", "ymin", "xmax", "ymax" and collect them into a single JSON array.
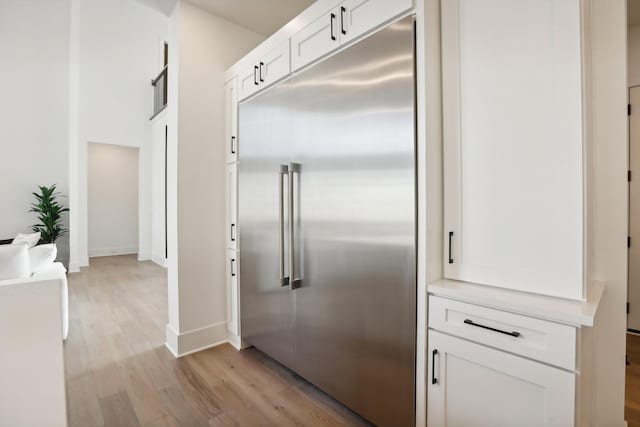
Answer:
[{"xmin": 238, "ymin": 16, "xmax": 416, "ymax": 427}]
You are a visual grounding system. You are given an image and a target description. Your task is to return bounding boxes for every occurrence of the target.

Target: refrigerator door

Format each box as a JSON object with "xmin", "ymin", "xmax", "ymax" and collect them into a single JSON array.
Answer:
[
  {"xmin": 291, "ymin": 17, "xmax": 416, "ymax": 427},
  {"xmin": 238, "ymin": 83, "xmax": 297, "ymax": 369}
]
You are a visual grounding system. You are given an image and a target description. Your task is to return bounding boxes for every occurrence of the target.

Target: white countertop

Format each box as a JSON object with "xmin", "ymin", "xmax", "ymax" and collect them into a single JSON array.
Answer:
[{"xmin": 427, "ymin": 279, "xmax": 605, "ymax": 327}]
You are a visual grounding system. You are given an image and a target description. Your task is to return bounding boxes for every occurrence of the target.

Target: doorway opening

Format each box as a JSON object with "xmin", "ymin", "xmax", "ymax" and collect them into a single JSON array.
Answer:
[{"xmin": 87, "ymin": 142, "xmax": 139, "ymax": 258}]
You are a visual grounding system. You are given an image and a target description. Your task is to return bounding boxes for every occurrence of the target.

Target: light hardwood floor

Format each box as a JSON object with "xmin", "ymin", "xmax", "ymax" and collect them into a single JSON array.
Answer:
[
  {"xmin": 64, "ymin": 255, "xmax": 369, "ymax": 427},
  {"xmin": 627, "ymin": 333, "xmax": 640, "ymax": 427}
]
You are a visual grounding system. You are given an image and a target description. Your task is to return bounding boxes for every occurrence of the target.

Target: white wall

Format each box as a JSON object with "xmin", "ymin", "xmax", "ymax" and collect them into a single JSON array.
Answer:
[
  {"xmin": 69, "ymin": 0, "xmax": 168, "ymax": 270},
  {"xmin": 87, "ymin": 143, "xmax": 139, "ymax": 257},
  {"xmin": 629, "ymin": 24, "xmax": 640, "ymax": 88},
  {"xmin": 0, "ymin": 0, "xmax": 70, "ymax": 264},
  {"xmin": 165, "ymin": 1, "xmax": 264, "ymax": 356}
]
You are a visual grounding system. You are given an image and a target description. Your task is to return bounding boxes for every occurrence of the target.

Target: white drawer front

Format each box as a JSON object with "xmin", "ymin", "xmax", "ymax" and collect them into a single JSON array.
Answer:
[{"xmin": 428, "ymin": 295, "xmax": 576, "ymax": 371}]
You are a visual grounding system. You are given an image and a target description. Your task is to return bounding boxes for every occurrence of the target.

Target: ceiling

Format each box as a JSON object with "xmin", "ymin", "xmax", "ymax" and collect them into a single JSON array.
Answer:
[
  {"xmin": 630, "ymin": 0, "xmax": 640, "ymax": 27},
  {"xmin": 187, "ymin": 0, "xmax": 315, "ymax": 35},
  {"xmin": 132, "ymin": 0, "xmax": 315, "ymax": 36}
]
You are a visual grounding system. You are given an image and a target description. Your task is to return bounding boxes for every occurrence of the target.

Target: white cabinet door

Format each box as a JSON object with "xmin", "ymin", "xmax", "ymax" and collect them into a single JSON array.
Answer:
[
  {"xmin": 427, "ymin": 330, "xmax": 574, "ymax": 427},
  {"xmin": 291, "ymin": 6, "xmax": 341, "ymax": 71},
  {"xmin": 238, "ymin": 64, "xmax": 260, "ymax": 101},
  {"xmin": 225, "ymin": 77, "xmax": 238, "ymax": 164},
  {"xmin": 225, "ymin": 163, "xmax": 238, "ymax": 250},
  {"xmin": 340, "ymin": 0, "xmax": 413, "ymax": 44},
  {"xmin": 226, "ymin": 249, "xmax": 239, "ymax": 336},
  {"xmin": 442, "ymin": 0, "xmax": 584, "ymax": 300},
  {"xmin": 260, "ymin": 40, "xmax": 290, "ymax": 90}
]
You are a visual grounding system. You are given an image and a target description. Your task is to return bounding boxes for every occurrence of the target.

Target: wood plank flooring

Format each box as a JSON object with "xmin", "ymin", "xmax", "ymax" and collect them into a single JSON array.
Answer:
[
  {"xmin": 628, "ymin": 333, "xmax": 640, "ymax": 427},
  {"xmin": 65, "ymin": 255, "xmax": 369, "ymax": 427}
]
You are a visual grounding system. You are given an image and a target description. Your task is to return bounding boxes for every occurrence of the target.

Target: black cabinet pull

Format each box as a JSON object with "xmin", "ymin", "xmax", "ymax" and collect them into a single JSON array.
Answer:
[
  {"xmin": 431, "ymin": 349, "xmax": 438, "ymax": 385},
  {"xmin": 254, "ymin": 65, "xmax": 259, "ymax": 85},
  {"xmin": 330, "ymin": 13, "xmax": 336, "ymax": 41},
  {"xmin": 231, "ymin": 258, "xmax": 236, "ymax": 277},
  {"xmin": 231, "ymin": 136, "xmax": 236, "ymax": 154},
  {"xmin": 340, "ymin": 7, "xmax": 346, "ymax": 35},
  {"xmin": 231, "ymin": 223, "xmax": 236, "ymax": 242},
  {"xmin": 259, "ymin": 62, "xmax": 264, "ymax": 82},
  {"xmin": 464, "ymin": 319, "xmax": 521, "ymax": 338},
  {"xmin": 448, "ymin": 231, "xmax": 454, "ymax": 264}
]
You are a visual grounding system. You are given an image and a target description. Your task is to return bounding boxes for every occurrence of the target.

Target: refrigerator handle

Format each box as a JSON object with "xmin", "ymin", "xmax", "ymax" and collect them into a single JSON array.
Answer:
[
  {"xmin": 279, "ymin": 165, "xmax": 290, "ymax": 286},
  {"xmin": 289, "ymin": 162, "xmax": 302, "ymax": 289}
]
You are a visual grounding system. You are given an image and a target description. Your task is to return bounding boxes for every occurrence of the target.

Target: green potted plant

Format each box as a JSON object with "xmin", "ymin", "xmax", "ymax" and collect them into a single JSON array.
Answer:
[{"xmin": 30, "ymin": 185, "xmax": 69, "ymax": 243}]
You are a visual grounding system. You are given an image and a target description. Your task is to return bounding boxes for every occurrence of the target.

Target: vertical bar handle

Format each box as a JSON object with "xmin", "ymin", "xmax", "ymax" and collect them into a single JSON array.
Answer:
[
  {"xmin": 231, "ymin": 136, "xmax": 236, "ymax": 154},
  {"xmin": 279, "ymin": 165, "xmax": 289, "ymax": 286},
  {"xmin": 289, "ymin": 163, "xmax": 302, "ymax": 289},
  {"xmin": 231, "ymin": 258, "xmax": 236, "ymax": 277},
  {"xmin": 432, "ymin": 349, "xmax": 438, "ymax": 385},
  {"xmin": 254, "ymin": 65, "xmax": 259, "ymax": 85},
  {"xmin": 259, "ymin": 62, "xmax": 264, "ymax": 82},
  {"xmin": 230, "ymin": 223, "xmax": 236, "ymax": 242},
  {"xmin": 448, "ymin": 231, "xmax": 454, "ymax": 264},
  {"xmin": 330, "ymin": 13, "xmax": 336, "ymax": 41},
  {"xmin": 340, "ymin": 7, "xmax": 346, "ymax": 35}
]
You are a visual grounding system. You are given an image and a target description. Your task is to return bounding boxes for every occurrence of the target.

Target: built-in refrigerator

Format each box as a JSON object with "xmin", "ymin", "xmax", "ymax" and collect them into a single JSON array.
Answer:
[{"xmin": 239, "ymin": 15, "xmax": 416, "ymax": 427}]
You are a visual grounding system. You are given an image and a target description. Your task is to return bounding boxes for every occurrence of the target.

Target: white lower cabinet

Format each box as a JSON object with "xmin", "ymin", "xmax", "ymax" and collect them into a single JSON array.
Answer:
[
  {"xmin": 428, "ymin": 330, "xmax": 574, "ymax": 427},
  {"xmin": 226, "ymin": 248, "xmax": 239, "ymax": 336}
]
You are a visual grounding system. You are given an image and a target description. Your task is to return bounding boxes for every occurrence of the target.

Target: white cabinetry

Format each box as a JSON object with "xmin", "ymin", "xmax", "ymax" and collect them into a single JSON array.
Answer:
[
  {"xmin": 427, "ymin": 281, "xmax": 604, "ymax": 427},
  {"xmin": 291, "ymin": 0, "xmax": 413, "ymax": 71},
  {"xmin": 225, "ymin": 163, "xmax": 237, "ymax": 251},
  {"xmin": 427, "ymin": 330, "xmax": 575, "ymax": 427},
  {"xmin": 225, "ymin": 77, "xmax": 238, "ymax": 164},
  {"xmin": 225, "ymin": 248, "xmax": 239, "ymax": 336},
  {"xmin": 442, "ymin": 0, "xmax": 585, "ymax": 300},
  {"xmin": 340, "ymin": 0, "xmax": 413, "ymax": 44},
  {"xmin": 238, "ymin": 41, "xmax": 291, "ymax": 101},
  {"xmin": 291, "ymin": 6, "xmax": 341, "ymax": 71}
]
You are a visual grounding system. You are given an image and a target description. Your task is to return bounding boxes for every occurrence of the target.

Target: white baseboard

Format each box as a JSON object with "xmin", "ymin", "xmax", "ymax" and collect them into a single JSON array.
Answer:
[
  {"xmin": 165, "ymin": 322, "xmax": 228, "ymax": 357},
  {"xmin": 88, "ymin": 246, "xmax": 137, "ymax": 258},
  {"xmin": 228, "ymin": 331, "xmax": 241, "ymax": 350},
  {"xmin": 138, "ymin": 252, "xmax": 151, "ymax": 261},
  {"xmin": 68, "ymin": 261, "xmax": 81, "ymax": 273},
  {"xmin": 152, "ymin": 255, "xmax": 168, "ymax": 268}
]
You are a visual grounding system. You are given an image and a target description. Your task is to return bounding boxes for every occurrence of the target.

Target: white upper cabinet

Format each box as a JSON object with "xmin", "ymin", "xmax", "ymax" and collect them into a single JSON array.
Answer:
[
  {"xmin": 340, "ymin": 0, "xmax": 413, "ymax": 44},
  {"xmin": 442, "ymin": 0, "xmax": 585, "ymax": 300},
  {"xmin": 427, "ymin": 330, "xmax": 575, "ymax": 427},
  {"xmin": 225, "ymin": 77, "xmax": 238, "ymax": 164},
  {"xmin": 260, "ymin": 40, "xmax": 290, "ymax": 88},
  {"xmin": 238, "ymin": 64, "xmax": 261, "ymax": 101},
  {"xmin": 291, "ymin": 0, "xmax": 413, "ymax": 72},
  {"xmin": 239, "ymin": 41, "xmax": 292, "ymax": 101},
  {"xmin": 291, "ymin": 6, "xmax": 341, "ymax": 71}
]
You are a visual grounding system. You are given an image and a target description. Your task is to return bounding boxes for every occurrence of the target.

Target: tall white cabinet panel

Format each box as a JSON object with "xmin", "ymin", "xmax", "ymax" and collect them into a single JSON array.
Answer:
[
  {"xmin": 442, "ymin": 0, "xmax": 584, "ymax": 300},
  {"xmin": 225, "ymin": 163, "xmax": 238, "ymax": 251},
  {"xmin": 427, "ymin": 330, "xmax": 575, "ymax": 427},
  {"xmin": 226, "ymin": 248, "xmax": 239, "ymax": 336},
  {"xmin": 225, "ymin": 77, "xmax": 238, "ymax": 164},
  {"xmin": 291, "ymin": 6, "xmax": 341, "ymax": 71},
  {"xmin": 340, "ymin": 0, "xmax": 413, "ymax": 44}
]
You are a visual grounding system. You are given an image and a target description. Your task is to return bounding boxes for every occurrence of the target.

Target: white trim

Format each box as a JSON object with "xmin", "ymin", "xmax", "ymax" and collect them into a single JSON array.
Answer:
[
  {"xmin": 68, "ymin": 261, "xmax": 80, "ymax": 273},
  {"xmin": 164, "ymin": 321, "xmax": 228, "ymax": 357},
  {"xmin": 227, "ymin": 331, "xmax": 242, "ymax": 350},
  {"xmin": 88, "ymin": 246, "xmax": 138, "ymax": 258},
  {"xmin": 138, "ymin": 251, "xmax": 151, "ymax": 261},
  {"xmin": 152, "ymin": 255, "xmax": 168, "ymax": 268}
]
